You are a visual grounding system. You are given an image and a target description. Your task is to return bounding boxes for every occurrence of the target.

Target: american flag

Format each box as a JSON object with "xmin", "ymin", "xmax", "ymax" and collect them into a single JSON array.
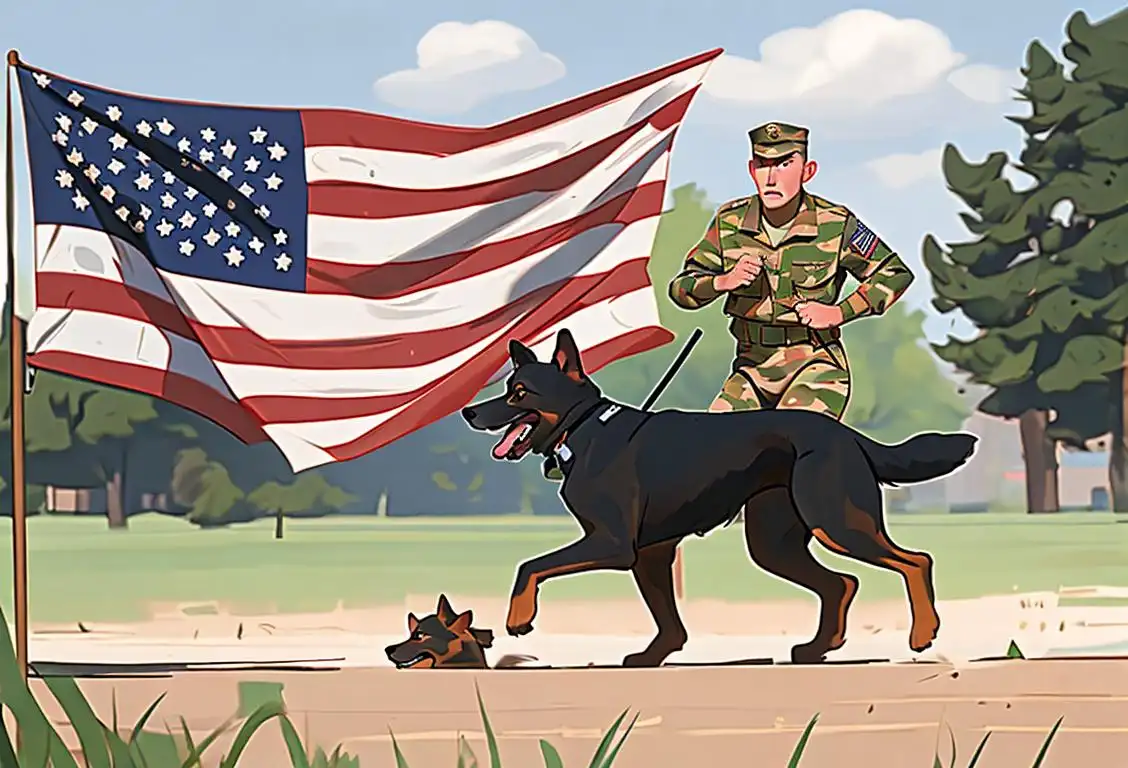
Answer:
[{"xmin": 14, "ymin": 49, "xmax": 719, "ymax": 472}]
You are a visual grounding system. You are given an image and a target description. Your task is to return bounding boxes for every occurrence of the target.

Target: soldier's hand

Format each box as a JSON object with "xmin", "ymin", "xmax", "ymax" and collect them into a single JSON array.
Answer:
[
  {"xmin": 795, "ymin": 301, "xmax": 844, "ymax": 330},
  {"xmin": 715, "ymin": 254, "xmax": 763, "ymax": 292}
]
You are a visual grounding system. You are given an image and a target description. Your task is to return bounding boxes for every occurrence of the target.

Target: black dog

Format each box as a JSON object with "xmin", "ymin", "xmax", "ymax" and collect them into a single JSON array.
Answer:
[{"xmin": 461, "ymin": 329, "xmax": 977, "ymax": 667}]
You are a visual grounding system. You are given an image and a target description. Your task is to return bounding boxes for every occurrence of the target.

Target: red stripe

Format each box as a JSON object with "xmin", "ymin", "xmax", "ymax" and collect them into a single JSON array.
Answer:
[
  {"xmin": 27, "ymin": 351, "xmax": 267, "ymax": 445},
  {"xmin": 36, "ymin": 259, "xmax": 653, "ymax": 371},
  {"xmin": 239, "ymin": 264, "xmax": 659, "ymax": 424},
  {"xmin": 323, "ymin": 326, "xmax": 674, "ymax": 462},
  {"xmin": 307, "ymin": 92, "xmax": 694, "ymax": 220},
  {"xmin": 307, "ymin": 180, "xmax": 666, "ymax": 298},
  {"xmin": 299, "ymin": 49, "xmax": 721, "ymax": 155}
]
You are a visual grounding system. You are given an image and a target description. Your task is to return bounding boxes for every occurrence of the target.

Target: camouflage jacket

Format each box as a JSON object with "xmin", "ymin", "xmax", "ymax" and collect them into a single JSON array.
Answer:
[{"xmin": 668, "ymin": 192, "xmax": 913, "ymax": 328}]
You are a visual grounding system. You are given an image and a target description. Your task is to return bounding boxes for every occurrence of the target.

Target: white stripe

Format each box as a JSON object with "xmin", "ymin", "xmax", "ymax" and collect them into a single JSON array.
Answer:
[
  {"xmin": 218, "ymin": 286, "xmax": 659, "ymax": 399},
  {"xmin": 306, "ymin": 138, "xmax": 672, "ymax": 266},
  {"xmin": 257, "ymin": 287, "xmax": 664, "ymax": 472},
  {"xmin": 302, "ymin": 61, "xmax": 709, "ymax": 189},
  {"xmin": 35, "ymin": 218, "xmax": 660, "ymax": 342},
  {"xmin": 26, "ymin": 309, "xmax": 238, "ymax": 403}
]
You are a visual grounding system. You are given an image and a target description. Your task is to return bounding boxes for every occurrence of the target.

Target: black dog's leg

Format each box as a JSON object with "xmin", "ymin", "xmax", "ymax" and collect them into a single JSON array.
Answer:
[
  {"xmin": 791, "ymin": 449, "xmax": 940, "ymax": 653},
  {"xmin": 507, "ymin": 529, "xmax": 636, "ymax": 636},
  {"xmin": 622, "ymin": 538, "xmax": 687, "ymax": 667},
  {"xmin": 743, "ymin": 487, "xmax": 859, "ymax": 664}
]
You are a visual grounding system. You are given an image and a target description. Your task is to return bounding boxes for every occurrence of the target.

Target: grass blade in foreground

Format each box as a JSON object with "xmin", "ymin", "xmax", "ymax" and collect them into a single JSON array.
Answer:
[
  {"xmin": 41, "ymin": 676, "xmax": 112, "ymax": 768},
  {"xmin": 474, "ymin": 684, "xmax": 503, "ymax": 768},
  {"xmin": 539, "ymin": 739, "xmax": 565, "ymax": 768},
  {"xmin": 967, "ymin": 732, "xmax": 992, "ymax": 767},
  {"xmin": 390, "ymin": 729, "xmax": 411, "ymax": 768},
  {"xmin": 586, "ymin": 709, "xmax": 629, "ymax": 768},
  {"xmin": 787, "ymin": 713, "xmax": 820, "ymax": 768},
  {"xmin": 218, "ymin": 700, "xmax": 286, "ymax": 768},
  {"xmin": 1030, "ymin": 717, "xmax": 1063, "ymax": 768},
  {"xmin": 598, "ymin": 711, "xmax": 639, "ymax": 768},
  {"xmin": 278, "ymin": 714, "xmax": 313, "ymax": 768}
]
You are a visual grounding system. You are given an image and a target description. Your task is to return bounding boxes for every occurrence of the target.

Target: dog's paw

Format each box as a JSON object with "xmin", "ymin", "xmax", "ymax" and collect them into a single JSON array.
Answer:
[
  {"xmin": 621, "ymin": 651, "xmax": 666, "ymax": 668},
  {"xmin": 789, "ymin": 642, "xmax": 830, "ymax": 665},
  {"xmin": 506, "ymin": 621, "xmax": 534, "ymax": 637}
]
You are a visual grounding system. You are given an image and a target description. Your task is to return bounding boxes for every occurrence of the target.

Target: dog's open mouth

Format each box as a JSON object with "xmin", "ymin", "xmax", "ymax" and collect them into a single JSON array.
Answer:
[
  {"xmin": 394, "ymin": 653, "xmax": 432, "ymax": 669},
  {"xmin": 492, "ymin": 413, "xmax": 539, "ymax": 460}
]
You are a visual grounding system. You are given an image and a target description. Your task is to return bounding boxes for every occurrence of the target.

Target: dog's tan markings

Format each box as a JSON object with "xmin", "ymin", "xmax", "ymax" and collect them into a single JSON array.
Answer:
[{"xmin": 507, "ymin": 560, "xmax": 599, "ymax": 632}]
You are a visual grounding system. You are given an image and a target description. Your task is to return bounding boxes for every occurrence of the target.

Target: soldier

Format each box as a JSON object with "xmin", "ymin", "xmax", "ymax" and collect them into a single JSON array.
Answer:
[{"xmin": 668, "ymin": 121, "xmax": 914, "ymax": 418}]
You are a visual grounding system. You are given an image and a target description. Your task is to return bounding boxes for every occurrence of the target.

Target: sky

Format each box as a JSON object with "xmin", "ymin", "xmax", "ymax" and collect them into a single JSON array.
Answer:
[{"xmin": 2, "ymin": 0, "xmax": 1125, "ymax": 344}]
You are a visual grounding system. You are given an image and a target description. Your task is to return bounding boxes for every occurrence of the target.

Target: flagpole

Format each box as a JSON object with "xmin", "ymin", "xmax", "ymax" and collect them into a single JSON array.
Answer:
[{"xmin": 5, "ymin": 49, "xmax": 30, "ymax": 685}]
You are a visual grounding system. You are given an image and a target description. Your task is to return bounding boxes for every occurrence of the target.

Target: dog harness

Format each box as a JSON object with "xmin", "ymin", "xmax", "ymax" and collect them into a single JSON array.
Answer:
[{"xmin": 550, "ymin": 403, "xmax": 621, "ymax": 476}]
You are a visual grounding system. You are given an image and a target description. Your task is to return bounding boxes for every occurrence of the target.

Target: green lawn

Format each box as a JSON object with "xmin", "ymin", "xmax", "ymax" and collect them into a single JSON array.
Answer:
[{"xmin": 0, "ymin": 512, "xmax": 1125, "ymax": 623}]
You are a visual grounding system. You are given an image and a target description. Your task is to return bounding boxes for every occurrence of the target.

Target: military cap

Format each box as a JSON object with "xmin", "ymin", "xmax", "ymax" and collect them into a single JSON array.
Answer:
[{"xmin": 748, "ymin": 122, "xmax": 809, "ymax": 159}]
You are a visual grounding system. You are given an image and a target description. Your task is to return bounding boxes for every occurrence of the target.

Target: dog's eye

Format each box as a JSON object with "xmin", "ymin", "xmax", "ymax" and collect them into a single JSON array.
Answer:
[{"xmin": 508, "ymin": 388, "xmax": 527, "ymax": 402}]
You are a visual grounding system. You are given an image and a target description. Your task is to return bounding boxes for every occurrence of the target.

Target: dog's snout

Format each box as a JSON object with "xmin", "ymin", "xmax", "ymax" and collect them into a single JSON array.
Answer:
[
  {"xmin": 461, "ymin": 406, "xmax": 477, "ymax": 421},
  {"xmin": 384, "ymin": 644, "xmax": 397, "ymax": 657}
]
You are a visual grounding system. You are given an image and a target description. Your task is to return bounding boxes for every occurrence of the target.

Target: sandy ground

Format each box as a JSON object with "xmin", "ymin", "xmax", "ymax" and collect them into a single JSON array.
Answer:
[{"xmin": 20, "ymin": 588, "xmax": 1128, "ymax": 767}]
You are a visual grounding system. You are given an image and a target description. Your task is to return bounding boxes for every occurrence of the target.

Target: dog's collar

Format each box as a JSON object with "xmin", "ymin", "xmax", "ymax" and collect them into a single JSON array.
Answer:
[{"xmin": 551, "ymin": 403, "xmax": 621, "ymax": 469}]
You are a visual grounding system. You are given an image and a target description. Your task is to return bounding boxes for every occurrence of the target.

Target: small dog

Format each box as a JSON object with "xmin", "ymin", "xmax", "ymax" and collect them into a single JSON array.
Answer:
[
  {"xmin": 461, "ymin": 329, "xmax": 978, "ymax": 667},
  {"xmin": 385, "ymin": 594, "xmax": 537, "ymax": 669}
]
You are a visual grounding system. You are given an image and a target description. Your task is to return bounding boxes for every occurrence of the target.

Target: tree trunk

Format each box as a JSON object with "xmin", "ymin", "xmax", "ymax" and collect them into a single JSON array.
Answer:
[
  {"xmin": 1018, "ymin": 410, "xmax": 1059, "ymax": 513},
  {"xmin": 1112, "ymin": 360, "xmax": 1128, "ymax": 512},
  {"xmin": 274, "ymin": 509, "xmax": 284, "ymax": 539},
  {"xmin": 106, "ymin": 471, "xmax": 127, "ymax": 529}
]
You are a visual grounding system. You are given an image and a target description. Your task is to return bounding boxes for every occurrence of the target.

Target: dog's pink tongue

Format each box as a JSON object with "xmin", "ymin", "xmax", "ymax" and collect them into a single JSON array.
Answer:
[{"xmin": 492, "ymin": 424, "xmax": 524, "ymax": 459}]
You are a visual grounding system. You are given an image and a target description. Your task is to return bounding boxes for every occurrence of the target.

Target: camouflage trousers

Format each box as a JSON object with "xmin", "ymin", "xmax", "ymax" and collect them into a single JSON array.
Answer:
[{"xmin": 708, "ymin": 340, "xmax": 850, "ymax": 419}]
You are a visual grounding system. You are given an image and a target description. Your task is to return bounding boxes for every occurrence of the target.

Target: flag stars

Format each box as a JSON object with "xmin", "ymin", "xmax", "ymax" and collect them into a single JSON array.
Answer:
[
  {"xmin": 266, "ymin": 142, "xmax": 288, "ymax": 162},
  {"xmin": 66, "ymin": 148, "xmax": 84, "ymax": 166},
  {"xmin": 202, "ymin": 202, "xmax": 218, "ymax": 218},
  {"xmin": 201, "ymin": 127, "xmax": 217, "ymax": 143},
  {"xmin": 219, "ymin": 139, "xmax": 237, "ymax": 160},
  {"xmin": 66, "ymin": 90, "xmax": 84, "ymax": 107},
  {"xmin": 83, "ymin": 164, "xmax": 100, "ymax": 183},
  {"xmin": 224, "ymin": 246, "xmax": 245, "ymax": 267},
  {"xmin": 107, "ymin": 159, "xmax": 126, "ymax": 175},
  {"xmin": 274, "ymin": 253, "xmax": 292, "ymax": 271},
  {"xmin": 238, "ymin": 182, "xmax": 254, "ymax": 198},
  {"xmin": 52, "ymin": 131, "xmax": 69, "ymax": 147},
  {"xmin": 135, "ymin": 150, "xmax": 151, "ymax": 167},
  {"xmin": 80, "ymin": 116, "xmax": 98, "ymax": 135},
  {"xmin": 160, "ymin": 191, "xmax": 177, "ymax": 209},
  {"xmin": 263, "ymin": 173, "xmax": 283, "ymax": 191},
  {"xmin": 244, "ymin": 156, "xmax": 261, "ymax": 173},
  {"xmin": 72, "ymin": 191, "xmax": 90, "ymax": 211},
  {"xmin": 156, "ymin": 219, "xmax": 174, "ymax": 237},
  {"xmin": 108, "ymin": 133, "xmax": 128, "ymax": 151},
  {"xmin": 55, "ymin": 114, "xmax": 73, "ymax": 132},
  {"xmin": 176, "ymin": 137, "xmax": 191, "ymax": 154},
  {"xmin": 248, "ymin": 236, "xmax": 265, "ymax": 254},
  {"xmin": 162, "ymin": 170, "xmax": 177, "ymax": 186},
  {"xmin": 199, "ymin": 147, "xmax": 215, "ymax": 164},
  {"xmin": 100, "ymin": 184, "xmax": 116, "ymax": 202},
  {"xmin": 273, "ymin": 229, "xmax": 288, "ymax": 246},
  {"xmin": 249, "ymin": 126, "xmax": 267, "ymax": 144},
  {"xmin": 184, "ymin": 187, "xmax": 199, "ymax": 201},
  {"xmin": 33, "ymin": 73, "xmax": 51, "ymax": 88},
  {"xmin": 255, "ymin": 204, "xmax": 271, "ymax": 219},
  {"xmin": 139, "ymin": 204, "xmax": 152, "ymax": 221},
  {"xmin": 134, "ymin": 172, "xmax": 154, "ymax": 191},
  {"xmin": 106, "ymin": 105, "xmax": 123, "ymax": 122},
  {"xmin": 224, "ymin": 221, "xmax": 241, "ymax": 238},
  {"xmin": 217, "ymin": 166, "xmax": 234, "ymax": 182},
  {"xmin": 178, "ymin": 210, "xmax": 197, "ymax": 229},
  {"xmin": 136, "ymin": 120, "xmax": 153, "ymax": 138},
  {"xmin": 115, "ymin": 205, "xmax": 131, "ymax": 222},
  {"xmin": 179, "ymin": 239, "xmax": 196, "ymax": 257},
  {"xmin": 203, "ymin": 228, "xmax": 222, "ymax": 247},
  {"xmin": 156, "ymin": 117, "xmax": 175, "ymax": 136},
  {"xmin": 55, "ymin": 170, "xmax": 74, "ymax": 189}
]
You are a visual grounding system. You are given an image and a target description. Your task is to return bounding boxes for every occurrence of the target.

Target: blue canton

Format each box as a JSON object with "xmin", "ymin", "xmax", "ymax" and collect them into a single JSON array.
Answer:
[
  {"xmin": 848, "ymin": 220, "xmax": 878, "ymax": 259},
  {"xmin": 17, "ymin": 67, "xmax": 309, "ymax": 292}
]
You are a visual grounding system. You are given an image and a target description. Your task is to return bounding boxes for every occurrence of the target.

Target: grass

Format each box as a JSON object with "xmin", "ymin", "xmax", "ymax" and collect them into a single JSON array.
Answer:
[{"xmin": 3, "ymin": 512, "xmax": 1128, "ymax": 623}]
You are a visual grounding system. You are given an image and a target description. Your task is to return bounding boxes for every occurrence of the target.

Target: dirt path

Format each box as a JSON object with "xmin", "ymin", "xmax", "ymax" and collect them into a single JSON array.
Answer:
[{"xmin": 30, "ymin": 659, "xmax": 1128, "ymax": 768}]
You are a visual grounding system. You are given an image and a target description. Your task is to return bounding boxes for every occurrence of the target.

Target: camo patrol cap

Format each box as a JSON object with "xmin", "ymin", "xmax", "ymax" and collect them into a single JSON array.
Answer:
[{"xmin": 748, "ymin": 122, "xmax": 809, "ymax": 159}]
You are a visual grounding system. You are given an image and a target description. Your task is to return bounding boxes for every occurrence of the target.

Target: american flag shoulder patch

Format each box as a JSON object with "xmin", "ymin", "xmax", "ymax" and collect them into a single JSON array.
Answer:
[{"xmin": 849, "ymin": 220, "xmax": 879, "ymax": 258}]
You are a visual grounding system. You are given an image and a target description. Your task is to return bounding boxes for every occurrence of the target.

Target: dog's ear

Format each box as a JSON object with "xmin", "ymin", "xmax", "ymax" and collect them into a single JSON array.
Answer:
[
  {"xmin": 436, "ymin": 593, "xmax": 457, "ymax": 623},
  {"xmin": 508, "ymin": 339, "xmax": 538, "ymax": 368},
  {"xmin": 407, "ymin": 612, "xmax": 419, "ymax": 633},
  {"xmin": 552, "ymin": 329, "xmax": 584, "ymax": 382},
  {"xmin": 449, "ymin": 610, "xmax": 473, "ymax": 634}
]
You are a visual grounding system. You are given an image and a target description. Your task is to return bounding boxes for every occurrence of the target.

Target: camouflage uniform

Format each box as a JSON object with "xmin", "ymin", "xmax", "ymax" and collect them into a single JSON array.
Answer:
[{"xmin": 668, "ymin": 122, "xmax": 914, "ymax": 419}]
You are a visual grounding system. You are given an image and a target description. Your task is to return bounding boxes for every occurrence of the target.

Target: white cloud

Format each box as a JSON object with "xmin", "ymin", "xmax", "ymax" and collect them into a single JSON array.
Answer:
[
  {"xmin": 374, "ymin": 21, "xmax": 565, "ymax": 115},
  {"xmin": 947, "ymin": 63, "xmax": 1023, "ymax": 104},
  {"xmin": 702, "ymin": 9, "xmax": 1016, "ymax": 125},
  {"xmin": 866, "ymin": 148, "xmax": 943, "ymax": 189}
]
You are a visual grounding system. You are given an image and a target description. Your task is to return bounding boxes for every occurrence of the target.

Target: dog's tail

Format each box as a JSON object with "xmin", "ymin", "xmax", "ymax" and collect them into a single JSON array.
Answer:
[
  {"xmin": 494, "ymin": 653, "xmax": 539, "ymax": 669},
  {"xmin": 857, "ymin": 432, "xmax": 978, "ymax": 485}
]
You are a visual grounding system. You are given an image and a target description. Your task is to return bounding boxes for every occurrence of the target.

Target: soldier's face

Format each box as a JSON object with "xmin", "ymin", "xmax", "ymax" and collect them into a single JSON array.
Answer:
[{"xmin": 749, "ymin": 153, "xmax": 818, "ymax": 209}]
